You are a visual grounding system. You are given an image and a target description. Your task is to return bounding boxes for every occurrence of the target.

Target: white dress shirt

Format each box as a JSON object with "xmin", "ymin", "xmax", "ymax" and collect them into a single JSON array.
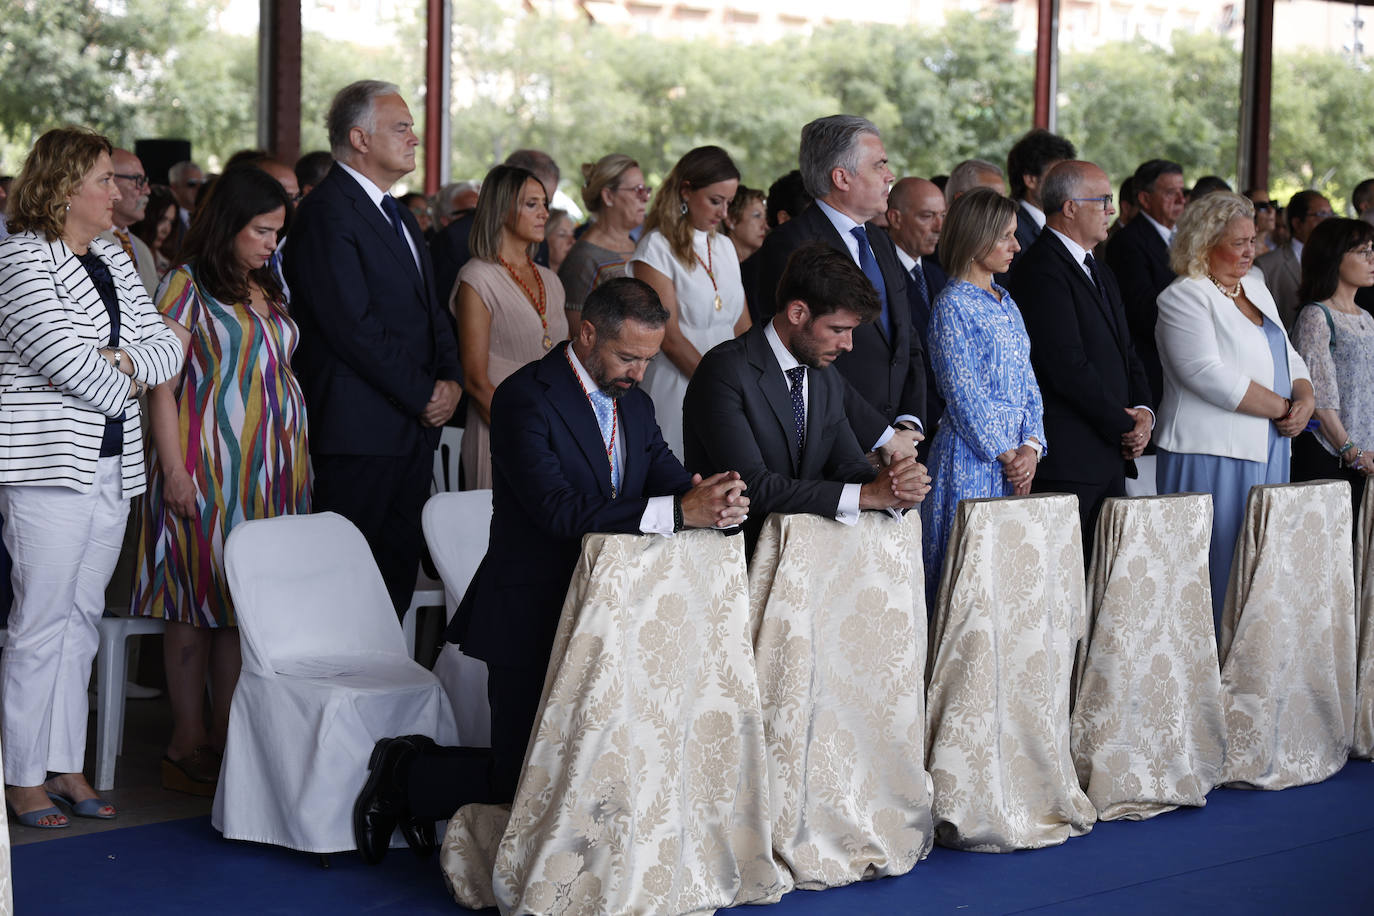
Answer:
[
  {"xmin": 335, "ymin": 160, "xmax": 422, "ymax": 272},
  {"xmin": 764, "ymin": 321, "xmax": 861, "ymax": 525},
  {"xmin": 1020, "ymin": 200, "xmax": 1046, "ymax": 231},
  {"xmin": 567, "ymin": 345, "xmax": 676, "ymax": 535},
  {"xmin": 1141, "ymin": 211, "xmax": 1174, "ymax": 248}
]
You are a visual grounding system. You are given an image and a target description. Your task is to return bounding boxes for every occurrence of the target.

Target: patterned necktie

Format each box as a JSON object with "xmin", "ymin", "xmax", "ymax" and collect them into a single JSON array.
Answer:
[
  {"xmin": 114, "ymin": 228, "xmax": 137, "ymax": 268},
  {"xmin": 911, "ymin": 261, "xmax": 930, "ymax": 310},
  {"xmin": 587, "ymin": 388, "xmax": 621, "ymax": 494},
  {"xmin": 786, "ymin": 365, "xmax": 806, "ymax": 455},
  {"xmin": 1084, "ymin": 253, "xmax": 1105, "ymax": 299},
  {"xmin": 850, "ymin": 225, "xmax": 891, "ymax": 338}
]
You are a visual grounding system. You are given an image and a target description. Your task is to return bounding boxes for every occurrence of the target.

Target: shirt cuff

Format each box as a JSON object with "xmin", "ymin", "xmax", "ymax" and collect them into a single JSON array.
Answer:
[
  {"xmin": 1133, "ymin": 404, "xmax": 1156, "ymax": 429},
  {"xmin": 871, "ymin": 425, "xmax": 895, "ymax": 451},
  {"xmin": 894, "ymin": 414, "xmax": 923, "ymax": 432},
  {"xmin": 836, "ymin": 483, "xmax": 862, "ymax": 525},
  {"xmin": 640, "ymin": 496, "xmax": 676, "ymax": 536},
  {"xmin": 1022, "ymin": 438, "xmax": 1043, "ymax": 457}
]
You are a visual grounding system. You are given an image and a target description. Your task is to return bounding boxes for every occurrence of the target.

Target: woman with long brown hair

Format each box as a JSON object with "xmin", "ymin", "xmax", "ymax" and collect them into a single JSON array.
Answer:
[{"xmin": 629, "ymin": 146, "xmax": 748, "ymax": 457}]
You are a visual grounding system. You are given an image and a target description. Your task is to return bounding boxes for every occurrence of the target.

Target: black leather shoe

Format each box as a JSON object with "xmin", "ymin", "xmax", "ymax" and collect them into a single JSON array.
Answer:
[
  {"xmin": 401, "ymin": 815, "xmax": 437, "ymax": 858},
  {"xmin": 353, "ymin": 738, "xmax": 413, "ymax": 864}
]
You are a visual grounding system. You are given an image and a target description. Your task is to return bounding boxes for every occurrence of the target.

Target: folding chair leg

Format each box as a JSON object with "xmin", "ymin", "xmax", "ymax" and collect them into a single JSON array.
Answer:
[{"xmin": 94, "ymin": 625, "xmax": 127, "ymax": 792}]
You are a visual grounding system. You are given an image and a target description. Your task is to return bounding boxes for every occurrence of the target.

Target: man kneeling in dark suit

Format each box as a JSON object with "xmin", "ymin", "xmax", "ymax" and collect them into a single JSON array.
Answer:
[
  {"xmin": 683, "ymin": 243, "xmax": 930, "ymax": 551},
  {"xmin": 353, "ymin": 277, "xmax": 750, "ymax": 863}
]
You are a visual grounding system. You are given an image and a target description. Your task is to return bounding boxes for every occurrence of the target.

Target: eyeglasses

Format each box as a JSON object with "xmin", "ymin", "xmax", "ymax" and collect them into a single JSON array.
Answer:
[
  {"xmin": 114, "ymin": 173, "xmax": 149, "ymax": 188},
  {"xmin": 1252, "ymin": 201, "xmax": 1274, "ymax": 211},
  {"xmin": 1308, "ymin": 210, "xmax": 1335, "ymax": 221},
  {"xmin": 1348, "ymin": 245, "xmax": 1374, "ymax": 262},
  {"xmin": 1068, "ymin": 194, "xmax": 1113, "ymax": 209},
  {"xmin": 611, "ymin": 184, "xmax": 652, "ymax": 199}
]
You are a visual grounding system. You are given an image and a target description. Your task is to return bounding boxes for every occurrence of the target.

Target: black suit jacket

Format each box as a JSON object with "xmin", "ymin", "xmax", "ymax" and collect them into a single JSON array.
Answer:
[
  {"xmin": 428, "ymin": 212, "xmax": 474, "ymax": 312},
  {"xmin": 284, "ymin": 164, "xmax": 460, "ymax": 456},
  {"xmin": 894, "ymin": 249, "xmax": 949, "ymax": 460},
  {"xmin": 682, "ymin": 325, "xmax": 876, "ymax": 546},
  {"xmin": 1105, "ymin": 216, "xmax": 1175, "ymax": 405},
  {"xmin": 1008, "ymin": 230, "xmax": 1153, "ymax": 484},
  {"xmin": 754, "ymin": 203, "xmax": 927, "ymax": 449},
  {"xmin": 448, "ymin": 344, "xmax": 693, "ymax": 667}
]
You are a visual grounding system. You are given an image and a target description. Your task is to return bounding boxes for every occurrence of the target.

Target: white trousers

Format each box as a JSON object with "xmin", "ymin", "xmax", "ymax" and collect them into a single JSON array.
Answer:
[{"xmin": 0, "ymin": 457, "xmax": 128, "ymax": 786}]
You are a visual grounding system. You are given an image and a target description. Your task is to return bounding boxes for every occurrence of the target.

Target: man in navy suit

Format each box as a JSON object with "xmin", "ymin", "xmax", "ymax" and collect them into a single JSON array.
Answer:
[
  {"xmin": 1105, "ymin": 159, "xmax": 1186, "ymax": 407},
  {"xmin": 1008, "ymin": 161, "xmax": 1154, "ymax": 552},
  {"xmin": 684, "ymin": 244, "xmax": 929, "ymax": 551},
  {"xmin": 285, "ymin": 80, "xmax": 462, "ymax": 616},
  {"xmin": 884, "ymin": 177, "xmax": 949, "ymax": 462},
  {"xmin": 1003, "ymin": 128, "xmax": 1077, "ymax": 278},
  {"xmin": 353, "ymin": 278, "xmax": 749, "ymax": 862},
  {"xmin": 754, "ymin": 115, "xmax": 925, "ymax": 466}
]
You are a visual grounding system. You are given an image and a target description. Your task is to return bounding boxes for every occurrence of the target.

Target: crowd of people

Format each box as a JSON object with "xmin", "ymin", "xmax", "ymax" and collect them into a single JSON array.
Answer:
[{"xmin": 1, "ymin": 77, "xmax": 1371, "ymax": 851}]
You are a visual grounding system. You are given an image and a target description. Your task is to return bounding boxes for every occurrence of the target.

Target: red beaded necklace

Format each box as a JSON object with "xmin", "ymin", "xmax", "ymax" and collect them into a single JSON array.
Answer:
[{"xmin": 498, "ymin": 254, "xmax": 552, "ymax": 350}]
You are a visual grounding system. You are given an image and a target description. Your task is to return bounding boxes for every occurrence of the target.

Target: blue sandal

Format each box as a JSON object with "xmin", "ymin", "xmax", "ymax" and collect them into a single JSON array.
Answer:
[
  {"xmin": 46, "ymin": 791, "xmax": 116, "ymax": 819},
  {"xmin": 7, "ymin": 802, "xmax": 69, "ymax": 829}
]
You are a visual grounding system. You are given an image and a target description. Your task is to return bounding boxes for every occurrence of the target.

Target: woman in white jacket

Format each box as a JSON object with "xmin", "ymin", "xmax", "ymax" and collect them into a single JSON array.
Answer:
[
  {"xmin": 0, "ymin": 128, "xmax": 182, "ymax": 827},
  {"xmin": 1154, "ymin": 191, "xmax": 1314, "ymax": 629}
]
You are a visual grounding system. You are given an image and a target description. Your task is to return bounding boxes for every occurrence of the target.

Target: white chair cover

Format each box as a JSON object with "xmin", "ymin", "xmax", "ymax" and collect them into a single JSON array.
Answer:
[
  {"xmin": 214, "ymin": 512, "xmax": 458, "ymax": 853},
  {"xmin": 422, "ymin": 490, "xmax": 494, "ymax": 746},
  {"xmin": 926, "ymin": 493, "xmax": 1097, "ymax": 851},
  {"xmin": 1219, "ymin": 481, "xmax": 1356, "ymax": 788},
  {"xmin": 1355, "ymin": 483, "xmax": 1374, "ymax": 759},
  {"xmin": 1072, "ymin": 494, "xmax": 1225, "ymax": 820},
  {"xmin": 747, "ymin": 510, "xmax": 933, "ymax": 889},
  {"xmin": 442, "ymin": 530, "xmax": 789, "ymax": 915}
]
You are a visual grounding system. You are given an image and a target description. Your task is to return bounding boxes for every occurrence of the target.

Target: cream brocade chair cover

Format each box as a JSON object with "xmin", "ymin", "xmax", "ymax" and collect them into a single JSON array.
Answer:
[
  {"xmin": 925, "ymin": 493, "xmax": 1097, "ymax": 851},
  {"xmin": 1356, "ymin": 483, "xmax": 1374, "ymax": 759},
  {"xmin": 441, "ymin": 530, "xmax": 789, "ymax": 916},
  {"xmin": 1071, "ymin": 494, "xmax": 1225, "ymax": 820},
  {"xmin": 746, "ymin": 511, "xmax": 933, "ymax": 890},
  {"xmin": 1218, "ymin": 481, "xmax": 1356, "ymax": 788}
]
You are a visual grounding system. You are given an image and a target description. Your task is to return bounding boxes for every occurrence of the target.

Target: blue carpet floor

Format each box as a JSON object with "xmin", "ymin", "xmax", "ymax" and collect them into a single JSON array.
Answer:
[{"xmin": 16, "ymin": 760, "xmax": 1374, "ymax": 915}]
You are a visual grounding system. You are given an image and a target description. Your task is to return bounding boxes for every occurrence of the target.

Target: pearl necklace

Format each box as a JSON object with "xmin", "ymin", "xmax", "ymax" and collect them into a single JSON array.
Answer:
[{"xmin": 1207, "ymin": 274, "xmax": 1242, "ymax": 300}]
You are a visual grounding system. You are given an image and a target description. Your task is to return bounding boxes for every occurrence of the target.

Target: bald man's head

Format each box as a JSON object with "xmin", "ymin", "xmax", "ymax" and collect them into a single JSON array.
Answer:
[
  {"xmin": 886, "ymin": 177, "xmax": 947, "ymax": 259},
  {"xmin": 258, "ymin": 159, "xmax": 300, "ymax": 202}
]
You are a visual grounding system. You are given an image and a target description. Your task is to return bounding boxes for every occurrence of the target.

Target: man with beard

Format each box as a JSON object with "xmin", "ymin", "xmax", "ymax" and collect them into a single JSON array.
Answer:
[
  {"xmin": 683, "ymin": 243, "xmax": 930, "ymax": 552},
  {"xmin": 353, "ymin": 277, "xmax": 751, "ymax": 863}
]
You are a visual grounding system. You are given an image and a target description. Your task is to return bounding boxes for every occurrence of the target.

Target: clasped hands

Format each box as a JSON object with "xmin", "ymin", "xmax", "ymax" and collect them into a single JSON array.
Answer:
[
  {"xmin": 1120, "ymin": 407, "xmax": 1152, "ymax": 460},
  {"xmin": 997, "ymin": 444, "xmax": 1039, "ymax": 496},
  {"xmin": 422, "ymin": 380, "xmax": 462, "ymax": 427},
  {"xmin": 680, "ymin": 471, "xmax": 750, "ymax": 529},
  {"xmin": 1273, "ymin": 395, "xmax": 1315, "ymax": 438}
]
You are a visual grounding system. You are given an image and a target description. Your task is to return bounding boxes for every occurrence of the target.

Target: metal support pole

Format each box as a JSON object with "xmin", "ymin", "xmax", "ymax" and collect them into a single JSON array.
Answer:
[
  {"xmin": 424, "ymin": 0, "xmax": 453, "ymax": 194},
  {"xmin": 258, "ymin": 0, "xmax": 302, "ymax": 163},
  {"xmin": 1237, "ymin": 0, "xmax": 1273, "ymax": 191},
  {"xmin": 1032, "ymin": 0, "xmax": 1060, "ymax": 131}
]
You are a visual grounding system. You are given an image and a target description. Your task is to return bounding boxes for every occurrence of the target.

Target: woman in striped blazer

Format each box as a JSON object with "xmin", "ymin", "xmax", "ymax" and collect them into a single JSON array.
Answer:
[{"xmin": 0, "ymin": 128, "xmax": 182, "ymax": 828}]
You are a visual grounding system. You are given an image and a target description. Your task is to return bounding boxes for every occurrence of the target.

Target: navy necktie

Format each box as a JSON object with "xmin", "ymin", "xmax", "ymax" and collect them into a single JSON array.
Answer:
[
  {"xmin": 382, "ymin": 195, "xmax": 419, "ymax": 274},
  {"xmin": 786, "ymin": 365, "xmax": 806, "ymax": 455},
  {"xmin": 850, "ymin": 225, "xmax": 891, "ymax": 338},
  {"xmin": 1084, "ymin": 253, "xmax": 1105, "ymax": 299}
]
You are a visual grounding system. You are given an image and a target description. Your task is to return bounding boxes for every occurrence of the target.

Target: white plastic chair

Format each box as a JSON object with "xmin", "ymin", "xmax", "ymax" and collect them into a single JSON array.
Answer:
[
  {"xmin": 93, "ymin": 615, "xmax": 166, "ymax": 791},
  {"xmin": 213, "ymin": 512, "xmax": 457, "ymax": 853},
  {"xmin": 421, "ymin": 490, "xmax": 493, "ymax": 747}
]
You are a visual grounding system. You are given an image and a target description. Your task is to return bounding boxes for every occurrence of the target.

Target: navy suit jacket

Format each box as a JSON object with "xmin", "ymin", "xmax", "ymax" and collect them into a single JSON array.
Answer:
[
  {"xmin": 682, "ymin": 325, "xmax": 875, "ymax": 547},
  {"xmin": 754, "ymin": 203, "xmax": 928, "ymax": 449},
  {"xmin": 1105, "ymin": 215, "xmax": 1174, "ymax": 406},
  {"xmin": 448, "ymin": 344, "xmax": 694, "ymax": 667},
  {"xmin": 284, "ymin": 164, "xmax": 459, "ymax": 455},
  {"xmin": 895, "ymin": 251, "xmax": 948, "ymax": 460},
  {"xmin": 1007, "ymin": 230, "xmax": 1153, "ymax": 484}
]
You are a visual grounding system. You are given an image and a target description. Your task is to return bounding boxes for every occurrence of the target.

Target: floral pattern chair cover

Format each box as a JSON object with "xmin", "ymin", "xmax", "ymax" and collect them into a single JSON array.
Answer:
[
  {"xmin": 1355, "ymin": 482, "xmax": 1374, "ymax": 759},
  {"xmin": 925, "ymin": 493, "xmax": 1097, "ymax": 851},
  {"xmin": 1071, "ymin": 494, "xmax": 1225, "ymax": 820},
  {"xmin": 1219, "ymin": 481, "xmax": 1356, "ymax": 788},
  {"xmin": 746, "ymin": 510, "xmax": 934, "ymax": 890}
]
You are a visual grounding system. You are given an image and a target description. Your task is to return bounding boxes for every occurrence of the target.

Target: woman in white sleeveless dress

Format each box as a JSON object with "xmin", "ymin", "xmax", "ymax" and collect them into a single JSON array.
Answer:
[{"xmin": 629, "ymin": 146, "xmax": 750, "ymax": 458}]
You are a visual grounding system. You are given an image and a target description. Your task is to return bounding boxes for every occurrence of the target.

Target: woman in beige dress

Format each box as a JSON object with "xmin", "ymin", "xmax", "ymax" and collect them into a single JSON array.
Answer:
[{"xmin": 454, "ymin": 165, "xmax": 568, "ymax": 488}]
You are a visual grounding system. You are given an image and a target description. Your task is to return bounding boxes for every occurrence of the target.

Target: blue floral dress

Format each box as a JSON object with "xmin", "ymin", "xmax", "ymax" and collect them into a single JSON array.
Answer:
[{"xmin": 921, "ymin": 279, "xmax": 1046, "ymax": 601}]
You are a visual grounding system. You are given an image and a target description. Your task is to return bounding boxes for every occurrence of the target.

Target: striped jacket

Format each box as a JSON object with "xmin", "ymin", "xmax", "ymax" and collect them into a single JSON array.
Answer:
[{"xmin": 0, "ymin": 232, "xmax": 183, "ymax": 496}]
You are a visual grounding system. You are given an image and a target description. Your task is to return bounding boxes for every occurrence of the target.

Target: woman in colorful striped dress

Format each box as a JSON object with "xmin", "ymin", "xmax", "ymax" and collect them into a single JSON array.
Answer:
[{"xmin": 130, "ymin": 167, "xmax": 309, "ymax": 794}]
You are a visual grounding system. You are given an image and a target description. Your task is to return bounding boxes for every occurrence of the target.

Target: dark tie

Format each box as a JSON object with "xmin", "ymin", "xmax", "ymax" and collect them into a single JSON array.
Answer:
[
  {"xmin": 786, "ymin": 365, "xmax": 806, "ymax": 455},
  {"xmin": 381, "ymin": 196, "xmax": 419, "ymax": 273},
  {"xmin": 850, "ymin": 226, "xmax": 891, "ymax": 338},
  {"xmin": 1084, "ymin": 253, "xmax": 1105, "ymax": 299},
  {"xmin": 911, "ymin": 261, "xmax": 930, "ymax": 310}
]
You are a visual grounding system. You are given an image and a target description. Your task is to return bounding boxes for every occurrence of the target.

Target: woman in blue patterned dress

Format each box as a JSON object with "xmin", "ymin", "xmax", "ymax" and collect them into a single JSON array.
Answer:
[{"xmin": 922, "ymin": 188, "xmax": 1046, "ymax": 600}]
